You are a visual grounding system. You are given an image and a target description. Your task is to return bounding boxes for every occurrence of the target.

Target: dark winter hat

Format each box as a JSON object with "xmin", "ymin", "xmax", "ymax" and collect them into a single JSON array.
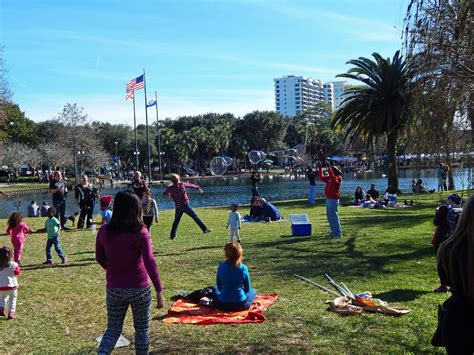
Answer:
[{"xmin": 447, "ymin": 193, "xmax": 462, "ymax": 206}]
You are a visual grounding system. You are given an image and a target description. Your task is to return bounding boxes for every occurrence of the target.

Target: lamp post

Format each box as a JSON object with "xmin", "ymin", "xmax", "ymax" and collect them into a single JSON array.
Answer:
[
  {"xmin": 114, "ymin": 141, "xmax": 119, "ymax": 178},
  {"xmin": 77, "ymin": 150, "xmax": 85, "ymax": 177},
  {"xmin": 133, "ymin": 151, "xmax": 140, "ymax": 171}
]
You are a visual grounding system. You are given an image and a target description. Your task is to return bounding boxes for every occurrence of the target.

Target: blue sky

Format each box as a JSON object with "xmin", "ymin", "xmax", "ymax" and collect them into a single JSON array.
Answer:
[{"xmin": 1, "ymin": 0, "xmax": 407, "ymax": 124}]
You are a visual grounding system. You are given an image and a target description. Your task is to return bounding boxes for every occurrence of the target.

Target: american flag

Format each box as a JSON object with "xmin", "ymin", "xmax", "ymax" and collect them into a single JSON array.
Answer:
[{"xmin": 126, "ymin": 74, "xmax": 144, "ymax": 93}]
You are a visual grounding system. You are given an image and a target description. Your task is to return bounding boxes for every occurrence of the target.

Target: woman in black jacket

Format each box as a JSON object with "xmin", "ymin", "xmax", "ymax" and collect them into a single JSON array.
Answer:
[{"xmin": 437, "ymin": 194, "xmax": 474, "ymax": 353}]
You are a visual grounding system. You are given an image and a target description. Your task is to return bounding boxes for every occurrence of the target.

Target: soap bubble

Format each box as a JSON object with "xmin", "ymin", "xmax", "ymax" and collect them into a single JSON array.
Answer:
[
  {"xmin": 269, "ymin": 149, "xmax": 299, "ymax": 158},
  {"xmin": 210, "ymin": 157, "xmax": 228, "ymax": 176},
  {"xmin": 248, "ymin": 150, "xmax": 266, "ymax": 165},
  {"xmin": 222, "ymin": 156, "xmax": 233, "ymax": 167}
]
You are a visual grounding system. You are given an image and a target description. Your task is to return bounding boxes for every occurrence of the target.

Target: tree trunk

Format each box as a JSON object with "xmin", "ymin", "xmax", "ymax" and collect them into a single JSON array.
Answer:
[{"xmin": 386, "ymin": 130, "xmax": 399, "ymax": 189}]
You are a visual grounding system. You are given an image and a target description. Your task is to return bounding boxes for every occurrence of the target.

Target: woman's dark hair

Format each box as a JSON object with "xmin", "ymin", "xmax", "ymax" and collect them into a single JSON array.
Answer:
[
  {"xmin": 438, "ymin": 195, "xmax": 474, "ymax": 299},
  {"xmin": 7, "ymin": 212, "xmax": 22, "ymax": 228},
  {"xmin": 107, "ymin": 190, "xmax": 144, "ymax": 237},
  {"xmin": 0, "ymin": 246, "xmax": 12, "ymax": 269}
]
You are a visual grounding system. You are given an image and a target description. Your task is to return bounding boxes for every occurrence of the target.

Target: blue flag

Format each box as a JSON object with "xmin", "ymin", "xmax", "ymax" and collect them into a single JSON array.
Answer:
[{"xmin": 146, "ymin": 99, "xmax": 157, "ymax": 108}]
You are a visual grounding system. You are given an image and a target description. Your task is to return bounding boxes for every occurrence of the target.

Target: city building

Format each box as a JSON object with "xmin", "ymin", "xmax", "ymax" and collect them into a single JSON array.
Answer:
[
  {"xmin": 330, "ymin": 81, "xmax": 352, "ymax": 109},
  {"xmin": 274, "ymin": 75, "xmax": 326, "ymax": 117},
  {"xmin": 274, "ymin": 75, "xmax": 352, "ymax": 116}
]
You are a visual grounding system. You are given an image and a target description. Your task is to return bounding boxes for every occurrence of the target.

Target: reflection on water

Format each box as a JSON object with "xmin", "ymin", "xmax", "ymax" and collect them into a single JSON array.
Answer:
[{"xmin": 1, "ymin": 168, "xmax": 472, "ymax": 218}]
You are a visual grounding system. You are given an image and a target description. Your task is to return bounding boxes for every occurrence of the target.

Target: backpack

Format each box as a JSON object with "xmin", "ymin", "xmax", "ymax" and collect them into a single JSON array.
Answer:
[{"xmin": 446, "ymin": 207, "xmax": 462, "ymax": 238}]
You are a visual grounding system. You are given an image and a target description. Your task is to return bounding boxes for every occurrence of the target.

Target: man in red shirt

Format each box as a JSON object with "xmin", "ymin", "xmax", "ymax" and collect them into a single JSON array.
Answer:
[
  {"xmin": 163, "ymin": 174, "xmax": 211, "ymax": 240},
  {"xmin": 318, "ymin": 161, "xmax": 342, "ymax": 239}
]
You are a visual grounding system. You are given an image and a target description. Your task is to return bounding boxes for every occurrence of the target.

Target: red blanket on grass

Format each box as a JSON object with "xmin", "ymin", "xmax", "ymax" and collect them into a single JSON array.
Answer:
[{"xmin": 162, "ymin": 294, "xmax": 278, "ymax": 325}]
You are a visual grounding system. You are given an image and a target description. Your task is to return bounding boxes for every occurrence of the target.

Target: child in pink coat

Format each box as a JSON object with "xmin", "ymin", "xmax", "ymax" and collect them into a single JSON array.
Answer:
[{"xmin": 6, "ymin": 212, "xmax": 34, "ymax": 264}]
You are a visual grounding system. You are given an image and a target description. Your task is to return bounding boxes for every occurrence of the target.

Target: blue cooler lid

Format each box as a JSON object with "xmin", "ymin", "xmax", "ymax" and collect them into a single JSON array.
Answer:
[{"xmin": 290, "ymin": 214, "xmax": 309, "ymax": 225}]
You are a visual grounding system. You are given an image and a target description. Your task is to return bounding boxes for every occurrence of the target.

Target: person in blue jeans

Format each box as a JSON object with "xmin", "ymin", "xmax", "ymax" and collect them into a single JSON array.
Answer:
[
  {"xmin": 163, "ymin": 174, "xmax": 211, "ymax": 240},
  {"xmin": 37, "ymin": 207, "xmax": 67, "ymax": 265},
  {"xmin": 306, "ymin": 166, "xmax": 317, "ymax": 205},
  {"xmin": 318, "ymin": 161, "xmax": 342, "ymax": 239},
  {"xmin": 212, "ymin": 242, "xmax": 256, "ymax": 311},
  {"xmin": 49, "ymin": 171, "xmax": 70, "ymax": 230}
]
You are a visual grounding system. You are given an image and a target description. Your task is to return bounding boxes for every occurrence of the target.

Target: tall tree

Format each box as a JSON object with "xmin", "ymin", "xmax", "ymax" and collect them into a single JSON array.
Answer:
[
  {"xmin": 404, "ymin": 0, "xmax": 473, "ymax": 141},
  {"xmin": 0, "ymin": 48, "xmax": 12, "ymax": 128},
  {"xmin": 55, "ymin": 103, "xmax": 109, "ymax": 181},
  {"xmin": 1, "ymin": 102, "xmax": 39, "ymax": 146},
  {"xmin": 238, "ymin": 111, "xmax": 288, "ymax": 153},
  {"xmin": 285, "ymin": 102, "xmax": 344, "ymax": 161},
  {"xmin": 2, "ymin": 142, "xmax": 29, "ymax": 174},
  {"xmin": 332, "ymin": 51, "xmax": 412, "ymax": 189}
]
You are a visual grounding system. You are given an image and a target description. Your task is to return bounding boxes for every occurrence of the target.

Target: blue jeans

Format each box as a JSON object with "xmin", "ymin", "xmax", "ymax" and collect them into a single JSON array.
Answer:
[
  {"xmin": 308, "ymin": 185, "xmax": 316, "ymax": 205},
  {"xmin": 53, "ymin": 199, "xmax": 67, "ymax": 228},
  {"xmin": 326, "ymin": 198, "xmax": 342, "ymax": 237},
  {"xmin": 99, "ymin": 287, "xmax": 152, "ymax": 355},
  {"xmin": 45, "ymin": 236, "xmax": 65, "ymax": 261},
  {"xmin": 170, "ymin": 204, "xmax": 207, "ymax": 238},
  {"xmin": 212, "ymin": 285, "xmax": 257, "ymax": 312}
]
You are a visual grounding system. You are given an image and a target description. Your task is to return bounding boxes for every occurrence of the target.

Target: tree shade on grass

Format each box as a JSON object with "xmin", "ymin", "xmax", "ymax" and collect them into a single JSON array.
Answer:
[
  {"xmin": 332, "ymin": 51, "xmax": 411, "ymax": 190},
  {"xmin": 0, "ymin": 191, "xmax": 470, "ymax": 353}
]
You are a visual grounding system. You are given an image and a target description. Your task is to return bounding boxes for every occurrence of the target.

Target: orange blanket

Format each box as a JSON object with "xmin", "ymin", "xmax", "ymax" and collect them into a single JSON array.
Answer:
[{"xmin": 162, "ymin": 294, "xmax": 278, "ymax": 325}]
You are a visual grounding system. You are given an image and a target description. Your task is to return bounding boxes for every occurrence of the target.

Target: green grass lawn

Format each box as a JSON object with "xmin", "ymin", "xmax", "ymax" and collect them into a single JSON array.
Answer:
[{"xmin": 0, "ymin": 190, "xmax": 472, "ymax": 353}]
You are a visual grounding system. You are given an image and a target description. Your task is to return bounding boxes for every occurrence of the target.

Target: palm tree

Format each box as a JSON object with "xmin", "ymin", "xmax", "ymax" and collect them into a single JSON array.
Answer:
[{"xmin": 332, "ymin": 51, "xmax": 411, "ymax": 189}]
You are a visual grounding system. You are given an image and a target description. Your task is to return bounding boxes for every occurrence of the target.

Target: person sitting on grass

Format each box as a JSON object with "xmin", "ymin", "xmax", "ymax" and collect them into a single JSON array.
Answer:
[
  {"xmin": 27, "ymin": 201, "xmax": 40, "ymax": 218},
  {"xmin": 436, "ymin": 194, "xmax": 474, "ymax": 353},
  {"xmin": 256, "ymin": 197, "xmax": 281, "ymax": 222},
  {"xmin": 40, "ymin": 201, "xmax": 50, "ymax": 217},
  {"xmin": 163, "ymin": 173, "xmax": 211, "ymax": 240},
  {"xmin": 36, "ymin": 207, "xmax": 67, "ymax": 265},
  {"xmin": 210, "ymin": 242, "xmax": 256, "ymax": 311},
  {"xmin": 95, "ymin": 190, "xmax": 164, "ymax": 354},
  {"xmin": 366, "ymin": 184, "xmax": 380, "ymax": 200},
  {"xmin": 354, "ymin": 186, "xmax": 366, "ymax": 205},
  {"xmin": 414, "ymin": 179, "xmax": 434, "ymax": 193},
  {"xmin": 249, "ymin": 197, "xmax": 264, "ymax": 222}
]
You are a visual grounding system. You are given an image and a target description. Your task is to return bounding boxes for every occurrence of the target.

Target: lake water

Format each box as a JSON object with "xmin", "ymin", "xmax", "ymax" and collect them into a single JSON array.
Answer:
[{"xmin": 1, "ymin": 167, "xmax": 472, "ymax": 219}]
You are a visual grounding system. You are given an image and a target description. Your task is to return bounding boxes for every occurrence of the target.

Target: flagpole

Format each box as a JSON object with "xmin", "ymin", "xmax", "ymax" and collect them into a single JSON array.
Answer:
[
  {"xmin": 154, "ymin": 91, "xmax": 162, "ymax": 181},
  {"xmin": 143, "ymin": 69, "xmax": 152, "ymax": 183},
  {"xmin": 133, "ymin": 93, "xmax": 139, "ymax": 170}
]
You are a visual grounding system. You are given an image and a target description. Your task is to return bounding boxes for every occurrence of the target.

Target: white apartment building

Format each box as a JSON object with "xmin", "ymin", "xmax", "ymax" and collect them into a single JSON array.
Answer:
[
  {"xmin": 330, "ymin": 81, "xmax": 352, "ymax": 108},
  {"xmin": 274, "ymin": 75, "xmax": 352, "ymax": 116},
  {"xmin": 274, "ymin": 75, "xmax": 325, "ymax": 117}
]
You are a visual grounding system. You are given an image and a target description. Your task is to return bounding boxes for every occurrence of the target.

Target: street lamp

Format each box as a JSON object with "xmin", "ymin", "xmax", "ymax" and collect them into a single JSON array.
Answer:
[
  {"xmin": 77, "ymin": 150, "xmax": 85, "ymax": 177},
  {"xmin": 113, "ymin": 141, "xmax": 120, "ymax": 178},
  {"xmin": 133, "ymin": 151, "xmax": 140, "ymax": 171}
]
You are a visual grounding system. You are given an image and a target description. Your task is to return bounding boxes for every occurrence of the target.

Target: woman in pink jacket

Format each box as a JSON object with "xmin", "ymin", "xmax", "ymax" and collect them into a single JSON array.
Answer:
[{"xmin": 96, "ymin": 190, "xmax": 164, "ymax": 354}]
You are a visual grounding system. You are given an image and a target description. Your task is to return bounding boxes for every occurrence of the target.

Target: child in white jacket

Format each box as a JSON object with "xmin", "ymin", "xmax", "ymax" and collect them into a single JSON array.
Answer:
[
  {"xmin": 226, "ymin": 204, "xmax": 241, "ymax": 243},
  {"xmin": 0, "ymin": 246, "xmax": 21, "ymax": 319}
]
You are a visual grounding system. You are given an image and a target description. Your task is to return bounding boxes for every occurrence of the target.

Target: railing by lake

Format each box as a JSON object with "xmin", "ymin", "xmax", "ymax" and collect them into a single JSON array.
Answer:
[{"xmin": 0, "ymin": 167, "xmax": 472, "ymax": 219}]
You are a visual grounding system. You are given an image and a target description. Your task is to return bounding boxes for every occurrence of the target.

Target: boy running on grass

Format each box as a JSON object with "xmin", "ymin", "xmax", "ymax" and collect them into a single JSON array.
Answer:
[
  {"xmin": 163, "ymin": 174, "xmax": 211, "ymax": 240},
  {"xmin": 37, "ymin": 207, "xmax": 67, "ymax": 265}
]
